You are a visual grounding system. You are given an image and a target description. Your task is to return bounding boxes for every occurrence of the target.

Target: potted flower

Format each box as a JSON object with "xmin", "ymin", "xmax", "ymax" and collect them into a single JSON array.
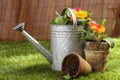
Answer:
[{"xmin": 79, "ymin": 18, "xmax": 115, "ymax": 71}]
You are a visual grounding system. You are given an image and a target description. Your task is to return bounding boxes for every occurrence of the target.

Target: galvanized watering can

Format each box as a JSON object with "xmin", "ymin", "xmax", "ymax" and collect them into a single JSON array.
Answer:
[{"xmin": 13, "ymin": 8, "xmax": 85, "ymax": 71}]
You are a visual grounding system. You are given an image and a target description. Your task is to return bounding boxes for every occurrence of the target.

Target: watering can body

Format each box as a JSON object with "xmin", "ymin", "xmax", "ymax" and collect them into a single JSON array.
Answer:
[{"xmin": 51, "ymin": 25, "xmax": 85, "ymax": 70}]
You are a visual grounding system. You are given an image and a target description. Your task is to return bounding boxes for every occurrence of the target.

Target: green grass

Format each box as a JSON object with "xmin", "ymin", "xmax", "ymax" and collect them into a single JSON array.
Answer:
[{"xmin": 0, "ymin": 39, "xmax": 120, "ymax": 80}]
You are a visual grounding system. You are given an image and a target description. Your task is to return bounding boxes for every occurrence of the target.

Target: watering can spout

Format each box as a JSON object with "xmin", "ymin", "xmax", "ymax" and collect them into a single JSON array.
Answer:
[{"xmin": 13, "ymin": 22, "xmax": 52, "ymax": 63}]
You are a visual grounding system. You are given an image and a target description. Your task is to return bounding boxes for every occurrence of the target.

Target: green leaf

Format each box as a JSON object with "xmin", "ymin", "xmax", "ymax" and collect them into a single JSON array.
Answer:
[
  {"xmin": 103, "ymin": 37, "xmax": 115, "ymax": 48},
  {"xmin": 63, "ymin": 73, "xmax": 71, "ymax": 80},
  {"xmin": 51, "ymin": 8, "xmax": 71, "ymax": 25},
  {"xmin": 100, "ymin": 19, "xmax": 106, "ymax": 26},
  {"xmin": 50, "ymin": 16, "xmax": 67, "ymax": 25}
]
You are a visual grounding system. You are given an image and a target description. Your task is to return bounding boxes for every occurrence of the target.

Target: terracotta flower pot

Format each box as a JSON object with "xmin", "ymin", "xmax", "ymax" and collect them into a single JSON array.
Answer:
[
  {"xmin": 84, "ymin": 41, "xmax": 110, "ymax": 71},
  {"xmin": 85, "ymin": 41, "xmax": 109, "ymax": 51},
  {"xmin": 61, "ymin": 52, "xmax": 92, "ymax": 78}
]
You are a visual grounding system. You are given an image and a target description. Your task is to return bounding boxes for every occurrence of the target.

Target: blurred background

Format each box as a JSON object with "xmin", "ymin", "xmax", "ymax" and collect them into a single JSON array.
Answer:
[{"xmin": 0, "ymin": 0, "xmax": 120, "ymax": 41}]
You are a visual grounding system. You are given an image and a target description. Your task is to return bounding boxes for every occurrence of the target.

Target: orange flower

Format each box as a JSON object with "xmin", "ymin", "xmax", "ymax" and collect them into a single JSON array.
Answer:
[{"xmin": 89, "ymin": 21, "xmax": 105, "ymax": 33}]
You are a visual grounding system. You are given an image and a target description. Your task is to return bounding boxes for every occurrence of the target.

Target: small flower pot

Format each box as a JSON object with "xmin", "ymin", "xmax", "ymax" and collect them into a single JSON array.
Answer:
[
  {"xmin": 85, "ymin": 41, "xmax": 109, "ymax": 51},
  {"xmin": 84, "ymin": 41, "xmax": 110, "ymax": 71},
  {"xmin": 61, "ymin": 52, "xmax": 92, "ymax": 78}
]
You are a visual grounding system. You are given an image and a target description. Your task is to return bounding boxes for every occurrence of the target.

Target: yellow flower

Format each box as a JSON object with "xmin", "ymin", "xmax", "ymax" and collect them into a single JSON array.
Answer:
[
  {"xmin": 87, "ymin": 18, "xmax": 92, "ymax": 21},
  {"xmin": 76, "ymin": 10, "xmax": 88, "ymax": 19},
  {"xmin": 70, "ymin": 10, "xmax": 88, "ymax": 21}
]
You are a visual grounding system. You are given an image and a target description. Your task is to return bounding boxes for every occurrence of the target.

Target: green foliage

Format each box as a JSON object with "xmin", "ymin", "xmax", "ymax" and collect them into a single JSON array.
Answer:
[
  {"xmin": 50, "ymin": 9, "xmax": 70, "ymax": 25},
  {"xmin": 103, "ymin": 37, "xmax": 115, "ymax": 48},
  {"xmin": 100, "ymin": 19, "xmax": 106, "ymax": 26},
  {"xmin": 50, "ymin": 15, "xmax": 69, "ymax": 25},
  {"xmin": 63, "ymin": 73, "xmax": 71, "ymax": 79}
]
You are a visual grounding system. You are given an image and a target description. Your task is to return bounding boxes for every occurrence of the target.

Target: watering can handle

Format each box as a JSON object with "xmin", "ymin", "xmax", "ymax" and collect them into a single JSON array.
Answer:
[
  {"xmin": 62, "ymin": 8, "xmax": 77, "ymax": 28},
  {"xmin": 68, "ymin": 8, "xmax": 77, "ymax": 28}
]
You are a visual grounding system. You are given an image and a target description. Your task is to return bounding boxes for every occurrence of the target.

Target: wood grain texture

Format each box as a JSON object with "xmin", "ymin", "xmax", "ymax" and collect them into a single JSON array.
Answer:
[{"xmin": 0, "ymin": 0, "xmax": 119, "ymax": 41}]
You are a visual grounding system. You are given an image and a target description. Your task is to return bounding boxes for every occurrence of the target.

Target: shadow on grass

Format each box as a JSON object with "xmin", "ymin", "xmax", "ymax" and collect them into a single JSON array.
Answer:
[{"xmin": 0, "ymin": 64, "xmax": 61, "ymax": 80}]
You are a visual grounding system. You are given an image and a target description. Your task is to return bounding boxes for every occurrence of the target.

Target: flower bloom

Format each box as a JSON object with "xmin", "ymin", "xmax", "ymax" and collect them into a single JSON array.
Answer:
[
  {"xmin": 73, "ymin": 8, "xmax": 81, "ymax": 11},
  {"xmin": 87, "ymin": 17, "xmax": 92, "ymax": 21},
  {"xmin": 70, "ymin": 9, "xmax": 88, "ymax": 21},
  {"xmin": 89, "ymin": 21, "xmax": 105, "ymax": 33}
]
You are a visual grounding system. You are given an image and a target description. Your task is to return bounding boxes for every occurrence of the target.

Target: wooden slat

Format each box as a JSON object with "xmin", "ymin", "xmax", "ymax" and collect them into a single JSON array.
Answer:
[{"xmin": 0, "ymin": 0, "xmax": 119, "ymax": 41}]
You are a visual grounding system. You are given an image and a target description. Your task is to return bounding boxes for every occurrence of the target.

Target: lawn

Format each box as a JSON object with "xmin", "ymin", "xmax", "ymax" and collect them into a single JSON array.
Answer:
[{"xmin": 0, "ymin": 38, "xmax": 120, "ymax": 80}]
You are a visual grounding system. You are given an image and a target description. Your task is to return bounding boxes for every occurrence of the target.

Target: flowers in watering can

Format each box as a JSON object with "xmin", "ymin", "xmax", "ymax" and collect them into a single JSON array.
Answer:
[{"xmin": 50, "ymin": 8, "xmax": 92, "ymax": 26}]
